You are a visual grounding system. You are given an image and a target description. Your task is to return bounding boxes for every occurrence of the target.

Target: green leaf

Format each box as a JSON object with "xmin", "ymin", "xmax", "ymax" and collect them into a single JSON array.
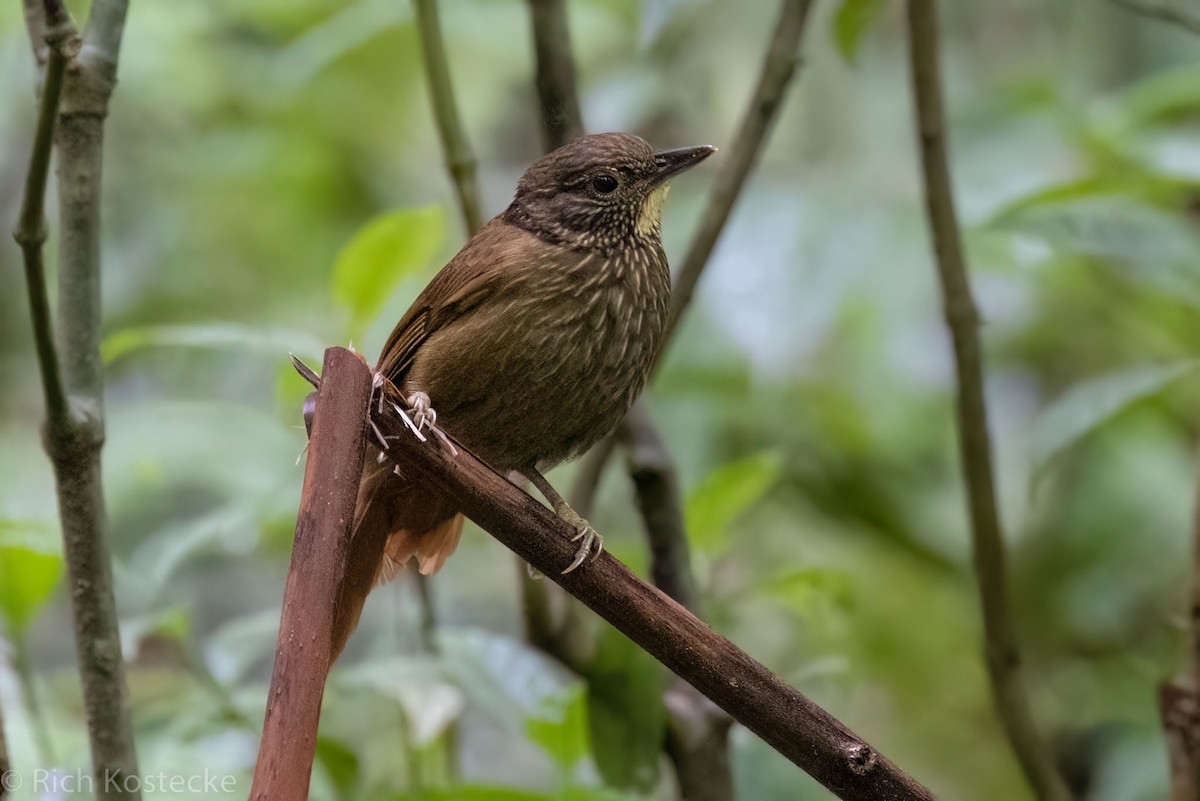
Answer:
[
  {"xmin": 336, "ymin": 655, "xmax": 465, "ymax": 746},
  {"xmin": 993, "ymin": 196, "xmax": 1200, "ymax": 305},
  {"xmin": 439, "ymin": 628, "xmax": 578, "ymax": 727},
  {"xmin": 0, "ymin": 520, "xmax": 63, "ymax": 637},
  {"xmin": 525, "ymin": 684, "xmax": 591, "ymax": 772},
  {"xmin": 315, "ymin": 736, "xmax": 361, "ymax": 801},
  {"xmin": 685, "ymin": 451, "xmax": 785, "ymax": 552},
  {"xmin": 1095, "ymin": 61, "xmax": 1200, "ymax": 136},
  {"xmin": 102, "ymin": 322, "xmax": 327, "ymax": 365},
  {"xmin": 1031, "ymin": 361, "xmax": 1200, "ymax": 476},
  {"xmin": 332, "ymin": 205, "xmax": 444, "ymax": 332},
  {"xmin": 984, "ymin": 175, "xmax": 1195, "ymax": 227},
  {"xmin": 832, "ymin": 0, "xmax": 886, "ymax": 66},
  {"xmin": 586, "ymin": 628, "xmax": 666, "ymax": 791}
]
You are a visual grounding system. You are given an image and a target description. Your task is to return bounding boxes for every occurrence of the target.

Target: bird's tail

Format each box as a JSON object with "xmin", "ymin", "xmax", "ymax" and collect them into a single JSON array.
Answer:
[{"xmin": 330, "ymin": 450, "xmax": 463, "ymax": 663}]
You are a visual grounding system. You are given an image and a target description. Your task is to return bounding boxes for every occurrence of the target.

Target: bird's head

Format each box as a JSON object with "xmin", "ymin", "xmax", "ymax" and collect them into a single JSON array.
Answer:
[{"xmin": 504, "ymin": 132, "xmax": 716, "ymax": 254}]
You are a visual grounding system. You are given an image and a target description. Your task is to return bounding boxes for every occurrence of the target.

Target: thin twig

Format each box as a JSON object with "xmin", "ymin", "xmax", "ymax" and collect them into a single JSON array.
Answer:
[
  {"xmin": 663, "ymin": 0, "xmax": 814, "ymax": 348},
  {"xmin": 904, "ymin": 2, "xmax": 1070, "ymax": 800},
  {"xmin": 1109, "ymin": 0, "xmax": 1200, "ymax": 34},
  {"xmin": 351, "ymin": 348, "xmax": 938, "ymax": 800},
  {"xmin": 412, "ymin": 0, "xmax": 484, "ymax": 235},
  {"xmin": 15, "ymin": 0, "xmax": 142, "ymax": 797},
  {"xmin": 526, "ymin": 0, "xmax": 584, "ymax": 150},
  {"xmin": 14, "ymin": 4, "xmax": 72, "ymax": 431}
]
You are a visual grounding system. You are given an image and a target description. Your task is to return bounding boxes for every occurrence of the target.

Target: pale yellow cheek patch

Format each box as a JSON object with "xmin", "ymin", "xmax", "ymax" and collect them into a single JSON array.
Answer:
[{"xmin": 637, "ymin": 184, "xmax": 669, "ymax": 236}]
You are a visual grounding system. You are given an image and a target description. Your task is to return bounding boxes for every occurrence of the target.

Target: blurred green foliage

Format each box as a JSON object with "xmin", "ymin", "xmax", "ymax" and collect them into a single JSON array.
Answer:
[{"xmin": 2, "ymin": 0, "xmax": 1200, "ymax": 799}]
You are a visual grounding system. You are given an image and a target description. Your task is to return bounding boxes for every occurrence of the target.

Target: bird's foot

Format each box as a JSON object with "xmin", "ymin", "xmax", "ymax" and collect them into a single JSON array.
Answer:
[
  {"xmin": 556, "ymin": 506, "xmax": 603, "ymax": 574},
  {"xmin": 407, "ymin": 391, "xmax": 436, "ymax": 432},
  {"xmin": 397, "ymin": 390, "xmax": 458, "ymax": 456}
]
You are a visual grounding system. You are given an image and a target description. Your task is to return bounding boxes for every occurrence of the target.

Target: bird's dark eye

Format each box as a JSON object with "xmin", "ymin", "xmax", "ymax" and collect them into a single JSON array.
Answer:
[{"xmin": 590, "ymin": 173, "xmax": 619, "ymax": 194}]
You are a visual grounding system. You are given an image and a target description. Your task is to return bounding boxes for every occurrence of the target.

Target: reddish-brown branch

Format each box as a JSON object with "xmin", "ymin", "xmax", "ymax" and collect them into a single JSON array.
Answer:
[{"xmin": 249, "ymin": 348, "xmax": 372, "ymax": 801}]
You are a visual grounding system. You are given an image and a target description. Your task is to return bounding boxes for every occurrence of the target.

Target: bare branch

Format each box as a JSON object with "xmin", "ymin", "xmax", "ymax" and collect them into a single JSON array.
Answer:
[
  {"xmin": 340, "ymin": 348, "xmax": 938, "ymax": 800},
  {"xmin": 663, "ymin": 0, "xmax": 814, "ymax": 346},
  {"xmin": 13, "ymin": 0, "xmax": 142, "ymax": 796},
  {"xmin": 904, "ymin": 2, "xmax": 1069, "ymax": 800},
  {"xmin": 623, "ymin": 404, "xmax": 697, "ymax": 612},
  {"xmin": 526, "ymin": 0, "xmax": 584, "ymax": 149},
  {"xmin": 14, "ymin": 7, "xmax": 74, "ymax": 433},
  {"xmin": 250, "ymin": 350, "xmax": 373, "ymax": 801},
  {"xmin": 1109, "ymin": 0, "xmax": 1200, "ymax": 34},
  {"xmin": 412, "ymin": 0, "xmax": 484, "ymax": 234}
]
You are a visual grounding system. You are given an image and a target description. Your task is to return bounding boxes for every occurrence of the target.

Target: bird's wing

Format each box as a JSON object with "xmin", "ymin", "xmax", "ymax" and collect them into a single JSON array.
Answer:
[{"xmin": 375, "ymin": 217, "xmax": 547, "ymax": 382}]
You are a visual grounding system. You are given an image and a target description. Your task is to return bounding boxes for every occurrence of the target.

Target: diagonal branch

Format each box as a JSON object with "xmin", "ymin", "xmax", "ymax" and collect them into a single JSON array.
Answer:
[
  {"xmin": 412, "ymin": 0, "xmax": 484, "ymax": 235},
  {"xmin": 336, "ymin": 348, "xmax": 938, "ymax": 801},
  {"xmin": 662, "ymin": 0, "xmax": 814, "ymax": 347},
  {"xmin": 526, "ymin": 0, "xmax": 584, "ymax": 149},
  {"xmin": 904, "ymin": 2, "xmax": 1069, "ymax": 800}
]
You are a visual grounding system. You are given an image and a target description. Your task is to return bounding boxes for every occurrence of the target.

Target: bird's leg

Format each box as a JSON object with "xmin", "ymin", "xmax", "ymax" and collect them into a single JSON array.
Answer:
[{"xmin": 520, "ymin": 468, "xmax": 603, "ymax": 574}]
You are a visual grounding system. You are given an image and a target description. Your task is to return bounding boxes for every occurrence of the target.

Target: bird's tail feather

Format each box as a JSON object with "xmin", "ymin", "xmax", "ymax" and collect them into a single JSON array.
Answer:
[{"xmin": 329, "ymin": 453, "xmax": 460, "ymax": 663}]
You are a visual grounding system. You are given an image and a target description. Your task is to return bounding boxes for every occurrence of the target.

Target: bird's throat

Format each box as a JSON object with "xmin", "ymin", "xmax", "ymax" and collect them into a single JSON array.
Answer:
[{"xmin": 637, "ymin": 184, "xmax": 670, "ymax": 237}]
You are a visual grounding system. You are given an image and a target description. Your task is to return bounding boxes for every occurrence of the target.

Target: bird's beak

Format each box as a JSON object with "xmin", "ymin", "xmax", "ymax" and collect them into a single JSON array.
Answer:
[{"xmin": 652, "ymin": 145, "xmax": 717, "ymax": 186}]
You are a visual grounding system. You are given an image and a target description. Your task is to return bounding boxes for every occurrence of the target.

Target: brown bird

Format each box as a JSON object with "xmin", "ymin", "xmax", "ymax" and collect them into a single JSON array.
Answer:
[{"xmin": 332, "ymin": 132, "xmax": 715, "ymax": 659}]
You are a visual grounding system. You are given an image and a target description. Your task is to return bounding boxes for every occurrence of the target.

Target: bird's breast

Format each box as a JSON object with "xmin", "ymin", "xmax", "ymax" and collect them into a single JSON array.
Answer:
[{"xmin": 409, "ymin": 243, "xmax": 671, "ymax": 470}]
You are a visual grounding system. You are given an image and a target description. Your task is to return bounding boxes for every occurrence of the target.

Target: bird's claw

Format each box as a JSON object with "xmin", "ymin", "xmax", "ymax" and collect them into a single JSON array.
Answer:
[
  {"xmin": 562, "ymin": 523, "xmax": 603, "ymax": 574},
  {"xmin": 401, "ymin": 390, "xmax": 458, "ymax": 455},
  {"xmin": 408, "ymin": 391, "xmax": 437, "ymax": 432}
]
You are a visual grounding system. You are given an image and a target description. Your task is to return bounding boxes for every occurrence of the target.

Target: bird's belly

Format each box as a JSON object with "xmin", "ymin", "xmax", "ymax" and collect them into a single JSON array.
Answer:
[{"xmin": 406, "ymin": 284, "xmax": 665, "ymax": 470}]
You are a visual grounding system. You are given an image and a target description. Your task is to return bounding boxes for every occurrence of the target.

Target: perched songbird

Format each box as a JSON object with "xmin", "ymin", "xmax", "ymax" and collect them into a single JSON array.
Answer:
[{"xmin": 332, "ymin": 132, "xmax": 715, "ymax": 659}]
